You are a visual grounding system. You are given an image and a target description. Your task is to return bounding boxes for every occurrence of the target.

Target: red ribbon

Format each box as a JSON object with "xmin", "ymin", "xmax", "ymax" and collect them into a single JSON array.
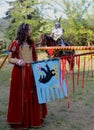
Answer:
[
  {"xmin": 82, "ymin": 56, "xmax": 86, "ymax": 88},
  {"xmin": 47, "ymin": 49, "xmax": 54, "ymax": 56},
  {"xmin": 76, "ymin": 56, "xmax": 80, "ymax": 85},
  {"xmin": 60, "ymin": 57, "xmax": 70, "ymax": 108}
]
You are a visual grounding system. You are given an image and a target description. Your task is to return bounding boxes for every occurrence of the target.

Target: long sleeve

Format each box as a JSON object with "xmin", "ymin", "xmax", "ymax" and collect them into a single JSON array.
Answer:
[
  {"xmin": 8, "ymin": 40, "xmax": 19, "ymax": 65},
  {"xmin": 8, "ymin": 52, "xmax": 19, "ymax": 64}
]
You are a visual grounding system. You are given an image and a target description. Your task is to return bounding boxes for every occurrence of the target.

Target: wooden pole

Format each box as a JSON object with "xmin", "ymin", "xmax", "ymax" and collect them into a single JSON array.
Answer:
[
  {"xmin": 37, "ymin": 46, "xmax": 94, "ymax": 51},
  {"xmin": 0, "ymin": 55, "xmax": 8, "ymax": 69}
]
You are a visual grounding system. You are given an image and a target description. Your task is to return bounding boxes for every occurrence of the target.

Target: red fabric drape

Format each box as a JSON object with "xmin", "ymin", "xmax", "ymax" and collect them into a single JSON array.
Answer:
[
  {"xmin": 82, "ymin": 56, "xmax": 86, "ymax": 88},
  {"xmin": 60, "ymin": 57, "xmax": 70, "ymax": 108},
  {"xmin": 76, "ymin": 56, "xmax": 80, "ymax": 85}
]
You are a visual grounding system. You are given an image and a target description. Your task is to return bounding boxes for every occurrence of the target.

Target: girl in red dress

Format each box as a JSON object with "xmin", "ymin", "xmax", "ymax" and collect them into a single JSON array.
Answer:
[{"xmin": 7, "ymin": 23, "xmax": 48, "ymax": 130}]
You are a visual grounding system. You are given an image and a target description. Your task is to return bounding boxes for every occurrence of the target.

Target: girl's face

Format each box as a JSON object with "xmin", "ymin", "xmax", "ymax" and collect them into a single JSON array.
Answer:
[{"xmin": 27, "ymin": 26, "xmax": 32, "ymax": 37}]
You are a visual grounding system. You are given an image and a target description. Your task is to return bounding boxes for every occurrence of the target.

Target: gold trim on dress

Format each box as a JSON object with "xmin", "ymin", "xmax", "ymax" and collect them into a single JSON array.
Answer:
[{"xmin": 19, "ymin": 45, "xmax": 32, "ymax": 63}]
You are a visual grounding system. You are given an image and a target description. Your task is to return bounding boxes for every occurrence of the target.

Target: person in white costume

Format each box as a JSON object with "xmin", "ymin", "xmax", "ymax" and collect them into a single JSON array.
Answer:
[{"xmin": 51, "ymin": 22, "xmax": 65, "ymax": 46}]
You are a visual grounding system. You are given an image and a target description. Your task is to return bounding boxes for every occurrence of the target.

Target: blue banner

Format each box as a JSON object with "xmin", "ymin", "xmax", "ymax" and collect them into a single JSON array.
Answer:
[{"xmin": 31, "ymin": 58, "xmax": 68, "ymax": 104}]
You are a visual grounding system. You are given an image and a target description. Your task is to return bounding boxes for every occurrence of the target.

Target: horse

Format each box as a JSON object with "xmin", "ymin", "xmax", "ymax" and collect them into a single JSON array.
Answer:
[{"xmin": 39, "ymin": 34, "xmax": 75, "ymax": 71}]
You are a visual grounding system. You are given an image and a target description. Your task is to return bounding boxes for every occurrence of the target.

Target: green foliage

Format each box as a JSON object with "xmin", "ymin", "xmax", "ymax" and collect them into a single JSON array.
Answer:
[
  {"xmin": 7, "ymin": 0, "xmax": 54, "ymax": 45},
  {"xmin": 6, "ymin": 0, "xmax": 94, "ymax": 46},
  {"xmin": 56, "ymin": 0, "xmax": 94, "ymax": 45}
]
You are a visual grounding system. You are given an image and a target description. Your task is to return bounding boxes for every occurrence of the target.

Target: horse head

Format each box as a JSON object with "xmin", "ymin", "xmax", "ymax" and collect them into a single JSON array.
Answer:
[
  {"xmin": 39, "ymin": 34, "xmax": 47, "ymax": 47},
  {"xmin": 39, "ymin": 33, "xmax": 56, "ymax": 47}
]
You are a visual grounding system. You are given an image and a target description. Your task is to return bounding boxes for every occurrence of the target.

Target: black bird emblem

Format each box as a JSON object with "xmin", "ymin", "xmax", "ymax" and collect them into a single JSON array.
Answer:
[{"xmin": 39, "ymin": 64, "xmax": 55, "ymax": 84}]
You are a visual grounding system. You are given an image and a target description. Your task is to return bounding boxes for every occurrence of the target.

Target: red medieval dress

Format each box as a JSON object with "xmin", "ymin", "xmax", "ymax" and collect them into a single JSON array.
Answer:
[{"xmin": 7, "ymin": 40, "xmax": 48, "ymax": 129}]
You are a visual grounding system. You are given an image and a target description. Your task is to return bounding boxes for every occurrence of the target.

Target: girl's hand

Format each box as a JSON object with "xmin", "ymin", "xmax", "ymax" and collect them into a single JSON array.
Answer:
[{"xmin": 17, "ymin": 59, "xmax": 25, "ymax": 66}]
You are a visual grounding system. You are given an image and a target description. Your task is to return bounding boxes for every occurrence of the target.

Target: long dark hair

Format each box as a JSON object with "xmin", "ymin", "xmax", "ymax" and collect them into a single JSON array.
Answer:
[{"xmin": 16, "ymin": 23, "xmax": 33, "ymax": 46}]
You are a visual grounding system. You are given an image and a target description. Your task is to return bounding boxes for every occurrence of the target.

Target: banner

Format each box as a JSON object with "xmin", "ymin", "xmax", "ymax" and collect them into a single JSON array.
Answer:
[{"xmin": 31, "ymin": 58, "xmax": 68, "ymax": 104}]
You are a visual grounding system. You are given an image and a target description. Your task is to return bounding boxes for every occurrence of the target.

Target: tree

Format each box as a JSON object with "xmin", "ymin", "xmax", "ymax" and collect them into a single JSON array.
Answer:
[
  {"xmin": 7, "ymin": 0, "xmax": 53, "ymax": 44},
  {"xmin": 6, "ymin": 0, "xmax": 94, "ymax": 46}
]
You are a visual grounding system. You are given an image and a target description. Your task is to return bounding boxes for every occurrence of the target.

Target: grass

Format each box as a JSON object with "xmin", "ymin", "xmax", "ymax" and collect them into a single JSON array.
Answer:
[{"xmin": 0, "ymin": 51, "xmax": 94, "ymax": 130}]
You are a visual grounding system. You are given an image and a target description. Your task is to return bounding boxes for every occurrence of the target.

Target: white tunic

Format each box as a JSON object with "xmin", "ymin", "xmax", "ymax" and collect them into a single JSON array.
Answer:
[{"xmin": 52, "ymin": 28, "xmax": 63, "ymax": 41}]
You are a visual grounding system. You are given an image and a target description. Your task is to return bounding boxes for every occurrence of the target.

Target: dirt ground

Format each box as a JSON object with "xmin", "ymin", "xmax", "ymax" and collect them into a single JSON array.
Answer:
[{"xmin": 0, "ymin": 52, "xmax": 94, "ymax": 130}]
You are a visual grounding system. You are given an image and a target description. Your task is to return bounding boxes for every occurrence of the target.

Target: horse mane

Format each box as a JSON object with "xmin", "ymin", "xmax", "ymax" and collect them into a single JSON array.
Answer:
[
  {"xmin": 39, "ymin": 33, "xmax": 55, "ymax": 47},
  {"xmin": 39, "ymin": 34, "xmax": 45, "ymax": 46}
]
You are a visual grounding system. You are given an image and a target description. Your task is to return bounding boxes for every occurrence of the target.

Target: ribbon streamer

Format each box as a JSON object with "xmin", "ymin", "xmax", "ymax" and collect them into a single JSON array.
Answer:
[
  {"xmin": 82, "ymin": 56, "xmax": 86, "ymax": 88},
  {"xmin": 76, "ymin": 56, "xmax": 80, "ymax": 85}
]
